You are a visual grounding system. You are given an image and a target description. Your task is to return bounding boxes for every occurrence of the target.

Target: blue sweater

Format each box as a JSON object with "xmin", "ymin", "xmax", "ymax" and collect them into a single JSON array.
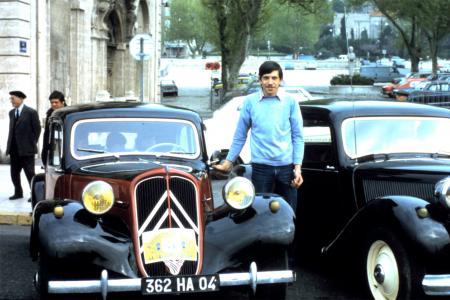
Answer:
[{"xmin": 226, "ymin": 90, "xmax": 304, "ymax": 166}]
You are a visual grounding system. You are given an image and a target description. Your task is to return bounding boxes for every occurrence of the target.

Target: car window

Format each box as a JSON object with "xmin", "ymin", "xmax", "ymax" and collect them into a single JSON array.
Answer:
[
  {"xmin": 429, "ymin": 84, "xmax": 437, "ymax": 91},
  {"xmin": 71, "ymin": 118, "xmax": 200, "ymax": 160},
  {"xmin": 49, "ymin": 122, "xmax": 63, "ymax": 167},
  {"xmin": 342, "ymin": 116, "xmax": 450, "ymax": 159},
  {"xmin": 303, "ymin": 124, "xmax": 333, "ymax": 165}
]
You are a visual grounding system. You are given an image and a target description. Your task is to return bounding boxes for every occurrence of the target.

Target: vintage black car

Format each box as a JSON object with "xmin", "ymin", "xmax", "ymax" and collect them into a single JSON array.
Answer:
[
  {"xmin": 296, "ymin": 99, "xmax": 450, "ymax": 299},
  {"xmin": 30, "ymin": 102, "xmax": 295, "ymax": 299}
]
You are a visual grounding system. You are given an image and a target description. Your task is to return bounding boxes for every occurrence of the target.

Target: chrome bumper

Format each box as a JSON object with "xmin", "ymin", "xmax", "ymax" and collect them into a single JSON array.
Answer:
[
  {"xmin": 48, "ymin": 262, "xmax": 295, "ymax": 300},
  {"xmin": 423, "ymin": 274, "xmax": 450, "ymax": 296}
]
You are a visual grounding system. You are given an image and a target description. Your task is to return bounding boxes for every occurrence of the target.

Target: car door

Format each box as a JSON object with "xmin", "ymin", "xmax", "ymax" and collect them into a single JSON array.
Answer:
[
  {"xmin": 296, "ymin": 120, "xmax": 350, "ymax": 250},
  {"xmin": 45, "ymin": 121, "xmax": 65, "ymax": 200}
]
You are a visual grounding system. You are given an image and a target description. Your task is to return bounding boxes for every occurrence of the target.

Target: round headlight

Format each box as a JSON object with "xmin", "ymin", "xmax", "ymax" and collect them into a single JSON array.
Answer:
[
  {"xmin": 222, "ymin": 177, "xmax": 255, "ymax": 210},
  {"xmin": 435, "ymin": 177, "xmax": 450, "ymax": 208},
  {"xmin": 82, "ymin": 181, "xmax": 115, "ymax": 215}
]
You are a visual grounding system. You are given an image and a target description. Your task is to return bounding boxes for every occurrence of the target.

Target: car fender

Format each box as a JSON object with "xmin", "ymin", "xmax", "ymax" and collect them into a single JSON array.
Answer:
[
  {"xmin": 323, "ymin": 196, "xmax": 450, "ymax": 258},
  {"xmin": 30, "ymin": 199, "xmax": 136, "ymax": 278},
  {"xmin": 31, "ymin": 172, "xmax": 45, "ymax": 209},
  {"xmin": 202, "ymin": 193, "xmax": 295, "ymax": 274}
]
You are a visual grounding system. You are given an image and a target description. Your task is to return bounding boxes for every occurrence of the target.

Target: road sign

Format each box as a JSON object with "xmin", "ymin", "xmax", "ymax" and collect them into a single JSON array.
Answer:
[{"xmin": 129, "ymin": 33, "xmax": 153, "ymax": 61}]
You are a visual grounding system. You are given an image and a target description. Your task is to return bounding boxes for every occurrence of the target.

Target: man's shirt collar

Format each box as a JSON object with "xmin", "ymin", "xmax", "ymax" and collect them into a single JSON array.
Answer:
[{"xmin": 256, "ymin": 89, "xmax": 289, "ymax": 101}]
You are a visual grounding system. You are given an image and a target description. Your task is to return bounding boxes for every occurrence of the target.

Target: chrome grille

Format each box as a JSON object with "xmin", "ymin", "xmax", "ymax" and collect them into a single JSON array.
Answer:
[
  {"xmin": 135, "ymin": 175, "xmax": 199, "ymax": 276},
  {"xmin": 362, "ymin": 179, "xmax": 434, "ymax": 202}
]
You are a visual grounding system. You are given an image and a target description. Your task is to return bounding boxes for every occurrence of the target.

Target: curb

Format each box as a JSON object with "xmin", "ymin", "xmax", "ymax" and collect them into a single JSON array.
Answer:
[{"xmin": 0, "ymin": 212, "xmax": 32, "ymax": 225}]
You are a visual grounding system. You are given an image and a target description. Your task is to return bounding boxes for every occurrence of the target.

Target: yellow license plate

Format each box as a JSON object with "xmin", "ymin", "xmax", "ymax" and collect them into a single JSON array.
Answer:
[{"xmin": 142, "ymin": 228, "xmax": 197, "ymax": 264}]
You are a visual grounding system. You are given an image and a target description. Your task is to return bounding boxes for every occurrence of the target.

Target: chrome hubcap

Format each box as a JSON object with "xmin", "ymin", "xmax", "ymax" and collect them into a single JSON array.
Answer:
[
  {"xmin": 374, "ymin": 264, "xmax": 385, "ymax": 284},
  {"xmin": 367, "ymin": 240, "xmax": 399, "ymax": 300}
]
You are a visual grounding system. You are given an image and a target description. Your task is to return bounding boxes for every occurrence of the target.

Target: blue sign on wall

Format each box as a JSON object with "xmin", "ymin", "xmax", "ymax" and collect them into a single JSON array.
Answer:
[{"xmin": 20, "ymin": 41, "xmax": 27, "ymax": 53}]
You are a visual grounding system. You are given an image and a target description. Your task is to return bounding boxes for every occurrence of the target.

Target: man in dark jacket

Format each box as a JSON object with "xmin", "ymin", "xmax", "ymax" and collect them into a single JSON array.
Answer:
[
  {"xmin": 6, "ymin": 91, "xmax": 41, "ymax": 200},
  {"xmin": 41, "ymin": 90, "xmax": 66, "ymax": 166}
]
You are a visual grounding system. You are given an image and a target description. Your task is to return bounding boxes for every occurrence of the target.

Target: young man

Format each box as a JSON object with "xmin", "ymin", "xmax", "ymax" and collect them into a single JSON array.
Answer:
[
  {"xmin": 213, "ymin": 61, "xmax": 304, "ymax": 211},
  {"xmin": 6, "ymin": 91, "xmax": 41, "ymax": 200},
  {"xmin": 41, "ymin": 90, "xmax": 66, "ymax": 166}
]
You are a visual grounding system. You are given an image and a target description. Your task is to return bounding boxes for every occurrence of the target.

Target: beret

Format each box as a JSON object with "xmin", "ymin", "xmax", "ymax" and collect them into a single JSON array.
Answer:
[{"xmin": 9, "ymin": 90, "xmax": 27, "ymax": 99}]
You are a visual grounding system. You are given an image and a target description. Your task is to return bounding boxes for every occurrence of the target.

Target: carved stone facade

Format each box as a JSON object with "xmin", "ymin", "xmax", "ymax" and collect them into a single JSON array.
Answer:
[{"xmin": 0, "ymin": 0, "xmax": 161, "ymax": 160}]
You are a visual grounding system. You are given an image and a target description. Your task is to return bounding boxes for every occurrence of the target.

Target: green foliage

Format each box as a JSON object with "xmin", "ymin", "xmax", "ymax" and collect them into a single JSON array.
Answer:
[
  {"xmin": 348, "ymin": 0, "xmax": 450, "ymax": 73},
  {"xmin": 330, "ymin": 74, "xmax": 374, "ymax": 85},
  {"xmin": 164, "ymin": 0, "xmax": 214, "ymax": 56},
  {"xmin": 253, "ymin": 2, "xmax": 331, "ymax": 55}
]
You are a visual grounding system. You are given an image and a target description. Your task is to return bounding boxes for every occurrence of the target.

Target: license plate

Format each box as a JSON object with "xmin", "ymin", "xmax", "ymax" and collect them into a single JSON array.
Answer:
[{"xmin": 141, "ymin": 274, "xmax": 219, "ymax": 295}]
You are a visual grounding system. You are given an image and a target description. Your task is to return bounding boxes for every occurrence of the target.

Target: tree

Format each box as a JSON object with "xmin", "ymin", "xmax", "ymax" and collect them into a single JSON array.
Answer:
[
  {"xmin": 165, "ymin": 0, "xmax": 213, "ymax": 57},
  {"xmin": 202, "ymin": 0, "xmax": 266, "ymax": 97},
  {"xmin": 349, "ymin": 0, "xmax": 450, "ymax": 73},
  {"xmin": 203, "ymin": 0, "xmax": 328, "ymax": 100},
  {"xmin": 418, "ymin": 0, "xmax": 450, "ymax": 73}
]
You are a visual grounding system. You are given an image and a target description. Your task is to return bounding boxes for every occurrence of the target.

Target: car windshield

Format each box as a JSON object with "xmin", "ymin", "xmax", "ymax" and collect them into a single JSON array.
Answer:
[
  {"xmin": 161, "ymin": 80, "xmax": 174, "ymax": 85},
  {"xmin": 71, "ymin": 118, "xmax": 200, "ymax": 160},
  {"xmin": 342, "ymin": 116, "xmax": 450, "ymax": 159}
]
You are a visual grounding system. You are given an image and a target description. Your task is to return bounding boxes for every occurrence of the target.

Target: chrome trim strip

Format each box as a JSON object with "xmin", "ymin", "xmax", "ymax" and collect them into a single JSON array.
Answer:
[
  {"xmin": 137, "ymin": 190, "xmax": 167, "ymax": 236},
  {"xmin": 423, "ymin": 274, "xmax": 450, "ymax": 296},
  {"xmin": 48, "ymin": 266, "xmax": 295, "ymax": 299}
]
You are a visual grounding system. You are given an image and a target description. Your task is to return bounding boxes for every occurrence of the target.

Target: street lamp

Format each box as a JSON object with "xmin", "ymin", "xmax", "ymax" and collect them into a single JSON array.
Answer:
[{"xmin": 267, "ymin": 40, "xmax": 271, "ymax": 59}]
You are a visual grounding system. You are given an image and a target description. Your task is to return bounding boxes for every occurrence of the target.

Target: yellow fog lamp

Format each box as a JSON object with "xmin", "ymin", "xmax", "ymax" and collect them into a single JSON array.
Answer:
[
  {"xmin": 82, "ymin": 181, "xmax": 115, "ymax": 215},
  {"xmin": 222, "ymin": 177, "xmax": 255, "ymax": 210}
]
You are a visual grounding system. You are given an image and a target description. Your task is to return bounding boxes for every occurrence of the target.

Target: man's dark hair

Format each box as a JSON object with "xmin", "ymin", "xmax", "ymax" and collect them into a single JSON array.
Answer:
[
  {"xmin": 49, "ymin": 90, "xmax": 65, "ymax": 102},
  {"xmin": 258, "ymin": 61, "xmax": 283, "ymax": 80}
]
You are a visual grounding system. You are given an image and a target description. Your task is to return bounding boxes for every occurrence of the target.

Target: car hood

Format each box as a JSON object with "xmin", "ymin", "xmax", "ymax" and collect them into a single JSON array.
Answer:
[
  {"xmin": 353, "ymin": 158, "xmax": 450, "ymax": 205},
  {"xmin": 73, "ymin": 160, "xmax": 198, "ymax": 180},
  {"xmin": 354, "ymin": 157, "xmax": 450, "ymax": 180}
]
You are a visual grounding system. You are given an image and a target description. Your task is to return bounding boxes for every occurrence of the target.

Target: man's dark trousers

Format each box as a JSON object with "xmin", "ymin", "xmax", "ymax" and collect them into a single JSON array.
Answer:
[
  {"xmin": 9, "ymin": 141, "xmax": 35, "ymax": 197},
  {"xmin": 251, "ymin": 163, "xmax": 297, "ymax": 213}
]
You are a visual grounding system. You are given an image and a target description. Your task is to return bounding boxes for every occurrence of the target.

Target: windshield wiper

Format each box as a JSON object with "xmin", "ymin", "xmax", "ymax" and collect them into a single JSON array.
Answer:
[
  {"xmin": 77, "ymin": 147, "xmax": 105, "ymax": 154},
  {"xmin": 168, "ymin": 151, "xmax": 196, "ymax": 155},
  {"xmin": 432, "ymin": 153, "xmax": 450, "ymax": 159},
  {"xmin": 356, "ymin": 153, "xmax": 388, "ymax": 163}
]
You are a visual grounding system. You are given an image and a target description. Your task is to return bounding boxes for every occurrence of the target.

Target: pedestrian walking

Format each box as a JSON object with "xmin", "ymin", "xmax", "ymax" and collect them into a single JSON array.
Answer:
[
  {"xmin": 41, "ymin": 90, "xmax": 66, "ymax": 166},
  {"xmin": 6, "ymin": 91, "xmax": 41, "ymax": 200},
  {"xmin": 213, "ymin": 61, "xmax": 304, "ymax": 212}
]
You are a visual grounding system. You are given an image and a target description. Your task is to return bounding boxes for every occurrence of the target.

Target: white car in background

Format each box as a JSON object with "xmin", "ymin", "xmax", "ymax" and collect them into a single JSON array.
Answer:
[{"xmin": 204, "ymin": 87, "xmax": 315, "ymax": 164}]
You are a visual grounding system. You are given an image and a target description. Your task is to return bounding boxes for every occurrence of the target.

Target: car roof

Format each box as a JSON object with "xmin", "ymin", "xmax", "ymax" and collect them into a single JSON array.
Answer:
[
  {"xmin": 300, "ymin": 99, "xmax": 450, "ymax": 123},
  {"xmin": 51, "ymin": 101, "xmax": 203, "ymax": 124}
]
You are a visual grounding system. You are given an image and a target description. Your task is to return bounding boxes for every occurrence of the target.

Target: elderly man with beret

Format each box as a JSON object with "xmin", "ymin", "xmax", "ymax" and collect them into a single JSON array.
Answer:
[{"xmin": 6, "ymin": 91, "xmax": 41, "ymax": 200}]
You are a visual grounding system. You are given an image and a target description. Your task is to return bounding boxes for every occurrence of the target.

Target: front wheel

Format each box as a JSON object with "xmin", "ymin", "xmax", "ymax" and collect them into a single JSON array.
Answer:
[
  {"xmin": 248, "ymin": 248, "xmax": 288, "ymax": 300},
  {"xmin": 364, "ymin": 228, "xmax": 424, "ymax": 300}
]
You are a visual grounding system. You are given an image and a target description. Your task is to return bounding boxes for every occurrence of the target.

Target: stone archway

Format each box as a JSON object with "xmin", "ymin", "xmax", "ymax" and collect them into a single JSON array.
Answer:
[{"xmin": 105, "ymin": 9, "xmax": 126, "ymax": 98}]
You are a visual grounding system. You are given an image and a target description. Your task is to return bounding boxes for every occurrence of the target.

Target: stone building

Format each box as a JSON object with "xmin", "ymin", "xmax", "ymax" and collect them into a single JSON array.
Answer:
[{"xmin": 0, "ymin": 0, "xmax": 162, "ymax": 161}]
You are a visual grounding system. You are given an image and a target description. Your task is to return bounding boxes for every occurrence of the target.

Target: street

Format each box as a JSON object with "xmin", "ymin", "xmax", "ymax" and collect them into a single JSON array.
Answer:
[{"xmin": 0, "ymin": 224, "xmax": 367, "ymax": 300}]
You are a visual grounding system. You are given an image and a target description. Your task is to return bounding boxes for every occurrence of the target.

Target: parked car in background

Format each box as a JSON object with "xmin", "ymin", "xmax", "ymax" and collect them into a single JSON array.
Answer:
[
  {"xmin": 298, "ymin": 55, "xmax": 318, "ymax": 70},
  {"xmin": 408, "ymin": 91, "xmax": 450, "ymax": 109},
  {"xmin": 396, "ymin": 80, "xmax": 450, "ymax": 101},
  {"xmin": 213, "ymin": 73, "xmax": 257, "ymax": 92},
  {"xmin": 440, "ymin": 63, "xmax": 450, "ymax": 73},
  {"xmin": 394, "ymin": 80, "xmax": 428, "ymax": 100},
  {"xmin": 281, "ymin": 85, "xmax": 315, "ymax": 101},
  {"xmin": 383, "ymin": 71, "xmax": 432, "ymax": 98},
  {"xmin": 160, "ymin": 79, "xmax": 178, "ymax": 96},
  {"xmin": 391, "ymin": 56, "xmax": 406, "ymax": 68},
  {"xmin": 284, "ymin": 61, "xmax": 295, "ymax": 70},
  {"xmin": 292, "ymin": 99, "xmax": 450, "ymax": 299},
  {"xmin": 30, "ymin": 102, "xmax": 295, "ymax": 299},
  {"xmin": 360, "ymin": 65, "xmax": 402, "ymax": 83}
]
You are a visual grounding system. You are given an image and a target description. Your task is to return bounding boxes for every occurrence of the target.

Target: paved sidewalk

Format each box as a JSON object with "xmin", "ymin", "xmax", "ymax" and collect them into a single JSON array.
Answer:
[{"xmin": 0, "ymin": 164, "xmax": 42, "ymax": 225}]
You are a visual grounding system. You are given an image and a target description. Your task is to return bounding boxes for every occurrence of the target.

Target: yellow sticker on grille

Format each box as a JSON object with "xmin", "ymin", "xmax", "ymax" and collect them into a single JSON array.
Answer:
[{"xmin": 142, "ymin": 228, "xmax": 198, "ymax": 264}]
